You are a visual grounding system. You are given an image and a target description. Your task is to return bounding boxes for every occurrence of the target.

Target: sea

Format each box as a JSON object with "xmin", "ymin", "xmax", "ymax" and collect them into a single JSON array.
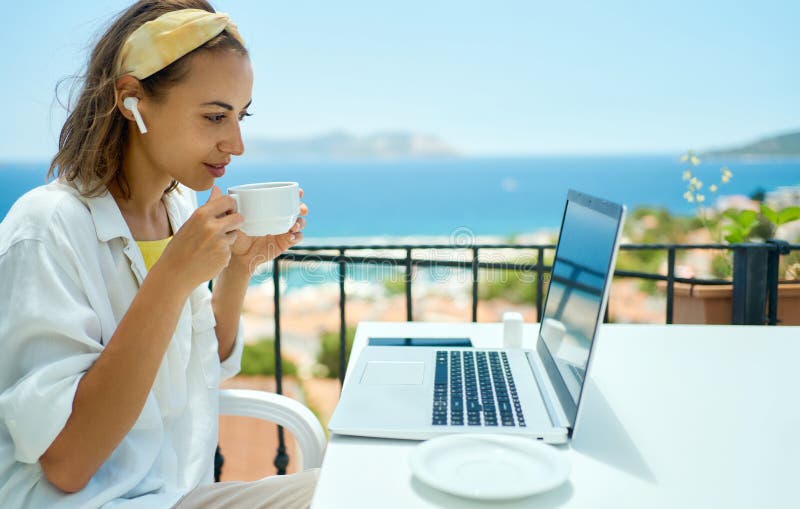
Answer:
[
  {"xmin": 2, "ymin": 156, "xmax": 798, "ymax": 289},
  {"xmin": 3, "ymin": 155, "xmax": 799, "ymax": 238}
]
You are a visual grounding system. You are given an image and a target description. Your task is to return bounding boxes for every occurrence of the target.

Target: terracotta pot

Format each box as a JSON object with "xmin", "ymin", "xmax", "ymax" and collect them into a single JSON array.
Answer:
[{"xmin": 665, "ymin": 282, "xmax": 800, "ymax": 325}]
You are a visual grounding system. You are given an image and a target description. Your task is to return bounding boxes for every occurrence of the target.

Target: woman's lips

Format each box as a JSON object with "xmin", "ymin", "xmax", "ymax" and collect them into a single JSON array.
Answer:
[{"xmin": 204, "ymin": 163, "xmax": 226, "ymax": 178}]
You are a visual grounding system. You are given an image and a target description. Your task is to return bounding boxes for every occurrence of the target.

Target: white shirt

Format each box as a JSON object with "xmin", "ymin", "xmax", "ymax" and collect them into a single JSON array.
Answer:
[{"xmin": 0, "ymin": 180, "xmax": 244, "ymax": 508}]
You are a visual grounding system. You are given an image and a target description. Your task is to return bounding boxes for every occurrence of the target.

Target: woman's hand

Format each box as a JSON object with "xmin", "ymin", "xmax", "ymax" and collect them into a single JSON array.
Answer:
[
  {"xmin": 158, "ymin": 186, "xmax": 243, "ymax": 291},
  {"xmin": 228, "ymin": 188, "xmax": 308, "ymax": 274}
]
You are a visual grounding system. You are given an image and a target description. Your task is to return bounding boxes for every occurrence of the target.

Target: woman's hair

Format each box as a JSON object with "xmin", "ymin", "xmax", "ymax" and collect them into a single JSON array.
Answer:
[{"xmin": 48, "ymin": 0, "xmax": 248, "ymax": 198}]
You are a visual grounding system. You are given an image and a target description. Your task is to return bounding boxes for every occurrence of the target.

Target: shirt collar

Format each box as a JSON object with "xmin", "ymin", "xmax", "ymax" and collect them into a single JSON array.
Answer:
[
  {"xmin": 82, "ymin": 186, "xmax": 191, "ymax": 243},
  {"xmin": 83, "ymin": 189, "xmax": 134, "ymax": 243},
  {"xmin": 163, "ymin": 186, "xmax": 193, "ymax": 230}
]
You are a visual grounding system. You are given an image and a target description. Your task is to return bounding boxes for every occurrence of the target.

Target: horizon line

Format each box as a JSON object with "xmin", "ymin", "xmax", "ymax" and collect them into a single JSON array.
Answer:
[{"xmin": 7, "ymin": 152, "xmax": 800, "ymax": 166}]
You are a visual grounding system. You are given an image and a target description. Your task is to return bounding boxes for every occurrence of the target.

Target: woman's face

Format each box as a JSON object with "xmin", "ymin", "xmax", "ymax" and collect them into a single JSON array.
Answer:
[{"xmin": 138, "ymin": 50, "xmax": 254, "ymax": 191}]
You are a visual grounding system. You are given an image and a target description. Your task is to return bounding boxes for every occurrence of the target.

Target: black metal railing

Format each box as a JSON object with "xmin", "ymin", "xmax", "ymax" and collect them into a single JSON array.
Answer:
[{"xmin": 244, "ymin": 241, "xmax": 799, "ymax": 475}]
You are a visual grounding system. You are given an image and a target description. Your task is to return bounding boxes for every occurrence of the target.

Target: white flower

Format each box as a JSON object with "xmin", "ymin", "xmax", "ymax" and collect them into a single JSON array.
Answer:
[{"xmin": 721, "ymin": 167, "xmax": 733, "ymax": 183}]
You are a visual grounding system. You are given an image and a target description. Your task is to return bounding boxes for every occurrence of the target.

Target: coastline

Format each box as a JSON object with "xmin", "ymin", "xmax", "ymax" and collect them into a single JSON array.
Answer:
[
  {"xmin": 248, "ymin": 229, "xmax": 558, "ymax": 291},
  {"xmin": 240, "ymin": 228, "xmax": 668, "ymax": 377}
]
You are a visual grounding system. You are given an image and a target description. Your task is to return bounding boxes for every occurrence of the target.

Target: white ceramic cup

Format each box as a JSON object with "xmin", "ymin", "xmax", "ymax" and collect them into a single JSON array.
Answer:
[
  {"xmin": 502, "ymin": 311, "xmax": 524, "ymax": 348},
  {"xmin": 227, "ymin": 182, "xmax": 300, "ymax": 236}
]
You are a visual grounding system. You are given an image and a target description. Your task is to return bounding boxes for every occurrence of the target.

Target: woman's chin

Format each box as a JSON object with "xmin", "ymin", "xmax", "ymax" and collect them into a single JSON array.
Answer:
[{"xmin": 176, "ymin": 177, "xmax": 215, "ymax": 193}]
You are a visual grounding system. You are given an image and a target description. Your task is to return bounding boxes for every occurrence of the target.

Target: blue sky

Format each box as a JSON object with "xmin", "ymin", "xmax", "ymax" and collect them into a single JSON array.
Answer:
[{"xmin": 1, "ymin": 0, "xmax": 797, "ymax": 160}]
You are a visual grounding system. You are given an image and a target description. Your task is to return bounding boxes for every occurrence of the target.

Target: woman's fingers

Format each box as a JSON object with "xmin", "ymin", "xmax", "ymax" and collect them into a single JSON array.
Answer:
[
  {"xmin": 291, "ymin": 217, "xmax": 306, "ymax": 232},
  {"xmin": 204, "ymin": 194, "xmax": 238, "ymax": 218},
  {"xmin": 224, "ymin": 230, "xmax": 239, "ymax": 245},
  {"xmin": 206, "ymin": 185, "xmax": 223, "ymax": 203},
  {"xmin": 204, "ymin": 185, "xmax": 237, "ymax": 216},
  {"xmin": 218, "ymin": 212, "xmax": 244, "ymax": 234},
  {"xmin": 278, "ymin": 230, "xmax": 303, "ymax": 247},
  {"xmin": 275, "ymin": 232, "xmax": 301, "ymax": 251}
]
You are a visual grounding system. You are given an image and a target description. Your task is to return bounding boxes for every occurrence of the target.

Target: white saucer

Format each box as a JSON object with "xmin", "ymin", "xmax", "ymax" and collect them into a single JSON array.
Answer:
[{"xmin": 409, "ymin": 434, "xmax": 570, "ymax": 500}]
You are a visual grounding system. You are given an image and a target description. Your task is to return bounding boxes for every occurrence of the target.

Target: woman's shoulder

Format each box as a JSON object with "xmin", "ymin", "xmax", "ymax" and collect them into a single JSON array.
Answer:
[{"xmin": 0, "ymin": 180, "xmax": 94, "ymax": 252}]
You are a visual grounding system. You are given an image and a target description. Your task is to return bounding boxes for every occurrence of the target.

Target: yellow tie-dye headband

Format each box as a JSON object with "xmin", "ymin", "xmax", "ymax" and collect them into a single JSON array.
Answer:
[{"xmin": 117, "ymin": 8, "xmax": 245, "ymax": 80}]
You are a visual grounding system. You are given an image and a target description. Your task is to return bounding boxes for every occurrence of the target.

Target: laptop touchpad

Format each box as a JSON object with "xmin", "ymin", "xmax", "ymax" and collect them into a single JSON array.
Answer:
[{"xmin": 361, "ymin": 361, "xmax": 425, "ymax": 385}]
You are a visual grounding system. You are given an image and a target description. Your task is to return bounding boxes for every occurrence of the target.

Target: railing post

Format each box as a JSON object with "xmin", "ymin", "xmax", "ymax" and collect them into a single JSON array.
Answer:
[
  {"xmin": 666, "ymin": 247, "xmax": 676, "ymax": 324},
  {"xmin": 405, "ymin": 248, "xmax": 413, "ymax": 321},
  {"xmin": 766, "ymin": 240, "xmax": 790, "ymax": 325},
  {"xmin": 209, "ymin": 279, "xmax": 225, "ymax": 481},
  {"xmin": 272, "ymin": 258, "xmax": 289, "ymax": 474},
  {"xmin": 731, "ymin": 243, "xmax": 769, "ymax": 325},
  {"xmin": 536, "ymin": 247, "xmax": 544, "ymax": 321},
  {"xmin": 214, "ymin": 446, "xmax": 224, "ymax": 482},
  {"xmin": 472, "ymin": 247, "xmax": 479, "ymax": 322},
  {"xmin": 338, "ymin": 249, "xmax": 347, "ymax": 387}
]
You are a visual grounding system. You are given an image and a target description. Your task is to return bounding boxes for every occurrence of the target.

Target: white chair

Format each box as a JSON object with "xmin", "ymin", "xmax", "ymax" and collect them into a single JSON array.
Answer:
[{"xmin": 219, "ymin": 389, "xmax": 327, "ymax": 470}]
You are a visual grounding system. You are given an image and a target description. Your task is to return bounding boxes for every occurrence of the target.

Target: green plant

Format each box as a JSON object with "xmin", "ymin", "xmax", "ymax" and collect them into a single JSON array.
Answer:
[
  {"xmin": 681, "ymin": 151, "xmax": 733, "ymax": 243},
  {"xmin": 240, "ymin": 338, "xmax": 297, "ymax": 377},
  {"xmin": 316, "ymin": 327, "xmax": 356, "ymax": 379},
  {"xmin": 682, "ymin": 151, "xmax": 800, "ymax": 243},
  {"xmin": 710, "ymin": 252, "xmax": 733, "ymax": 279},
  {"xmin": 680, "ymin": 150, "xmax": 800, "ymax": 278},
  {"xmin": 787, "ymin": 257, "xmax": 800, "ymax": 280},
  {"xmin": 382, "ymin": 278, "xmax": 406, "ymax": 296},
  {"xmin": 716, "ymin": 205, "xmax": 800, "ymax": 243},
  {"xmin": 478, "ymin": 254, "xmax": 547, "ymax": 305},
  {"xmin": 719, "ymin": 209, "xmax": 757, "ymax": 244},
  {"xmin": 620, "ymin": 206, "xmax": 701, "ymax": 293}
]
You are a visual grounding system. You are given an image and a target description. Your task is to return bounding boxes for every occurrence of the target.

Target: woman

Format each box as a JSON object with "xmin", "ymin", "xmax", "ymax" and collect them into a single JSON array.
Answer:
[{"xmin": 0, "ymin": 1, "xmax": 316, "ymax": 507}]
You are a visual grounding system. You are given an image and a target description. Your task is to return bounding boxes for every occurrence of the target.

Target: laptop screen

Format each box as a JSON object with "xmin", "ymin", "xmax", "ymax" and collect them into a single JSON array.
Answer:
[{"xmin": 536, "ymin": 190, "xmax": 625, "ymax": 430}]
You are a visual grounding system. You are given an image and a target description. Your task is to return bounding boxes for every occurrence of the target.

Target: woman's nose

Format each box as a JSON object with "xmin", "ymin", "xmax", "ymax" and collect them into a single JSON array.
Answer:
[{"xmin": 218, "ymin": 122, "xmax": 244, "ymax": 156}]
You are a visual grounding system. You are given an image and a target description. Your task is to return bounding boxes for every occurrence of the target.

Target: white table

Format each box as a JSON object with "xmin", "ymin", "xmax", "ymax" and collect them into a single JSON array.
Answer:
[{"xmin": 311, "ymin": 322, "xmax": 800, "ymax": 508}]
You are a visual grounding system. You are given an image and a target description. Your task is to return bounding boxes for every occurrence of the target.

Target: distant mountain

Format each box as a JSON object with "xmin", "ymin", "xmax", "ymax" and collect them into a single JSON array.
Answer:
[
  {"xmin": 703, "ymin": 130, "xmax": 800, "ymax": 158},
  {"xmin": 243, "ymin": 130, "xmax": 460, "ymax": 161}
]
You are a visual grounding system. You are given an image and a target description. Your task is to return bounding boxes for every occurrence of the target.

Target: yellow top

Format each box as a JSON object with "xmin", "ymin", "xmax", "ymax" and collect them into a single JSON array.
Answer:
[{"xmin": 136, "ymin": 236, "xmax": 173, "ymax": 271}]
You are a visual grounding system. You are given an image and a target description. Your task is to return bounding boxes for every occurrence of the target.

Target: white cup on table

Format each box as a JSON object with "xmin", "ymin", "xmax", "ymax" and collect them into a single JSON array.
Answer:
[
  {"xmin": 227, "ymin": 182, "xmax": 300, "ymax": 236},
  {"xmin": 502, "ymin": 311, "xmax": 524, "ymax": 348}
]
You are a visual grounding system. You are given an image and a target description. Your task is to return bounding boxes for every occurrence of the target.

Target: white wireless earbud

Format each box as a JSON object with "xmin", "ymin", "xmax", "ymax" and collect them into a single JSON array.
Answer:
[{"xmin": 123, "ymin": 96, "xmax": 148, "ymax": 134}]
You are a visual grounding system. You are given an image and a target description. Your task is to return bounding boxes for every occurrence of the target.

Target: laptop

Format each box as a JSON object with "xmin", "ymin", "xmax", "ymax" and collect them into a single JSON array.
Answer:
[{"xmin": 328, "ymin": 190, "xmax": 626, "ymax": 443}]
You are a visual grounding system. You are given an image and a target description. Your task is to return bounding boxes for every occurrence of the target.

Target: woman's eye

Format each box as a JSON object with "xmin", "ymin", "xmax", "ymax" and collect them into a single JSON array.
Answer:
[
  {"xmin": 206, "ymin": 114, "xmax": 226, "ymax": 123},
  {"xmin": 239, "ymin": 112, "xmax": 253, "ymax": 122}
]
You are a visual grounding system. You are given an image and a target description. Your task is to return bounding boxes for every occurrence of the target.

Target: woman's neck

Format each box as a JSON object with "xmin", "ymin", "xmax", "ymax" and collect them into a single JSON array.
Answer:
[{"xmin": 111, "ymin": 143, "xmax": 174, "ymax": 240}]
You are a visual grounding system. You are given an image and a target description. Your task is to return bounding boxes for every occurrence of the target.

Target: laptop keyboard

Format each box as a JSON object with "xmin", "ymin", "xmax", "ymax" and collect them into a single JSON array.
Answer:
[{"xmin": 432, "ymin": 350, "xmax": 526, "ymax": 427}]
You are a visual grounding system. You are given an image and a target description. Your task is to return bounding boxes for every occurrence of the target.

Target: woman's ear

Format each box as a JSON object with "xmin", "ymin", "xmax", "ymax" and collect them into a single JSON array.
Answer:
[{"xmin": 114, "ymin": 75, "xmax": 144, "ymax": 123}]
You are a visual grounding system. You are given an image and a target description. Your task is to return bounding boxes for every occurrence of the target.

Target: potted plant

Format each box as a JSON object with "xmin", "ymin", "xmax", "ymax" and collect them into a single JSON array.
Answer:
[{"xmin": 668, "ymin": 152, "xmax": 800, "ymax": 325}]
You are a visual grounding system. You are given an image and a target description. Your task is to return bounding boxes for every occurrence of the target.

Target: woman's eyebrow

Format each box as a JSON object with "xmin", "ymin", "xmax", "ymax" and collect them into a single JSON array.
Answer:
[{"xmin": 201, "ymin": 99, "xmax": 253, "ymax": 110}]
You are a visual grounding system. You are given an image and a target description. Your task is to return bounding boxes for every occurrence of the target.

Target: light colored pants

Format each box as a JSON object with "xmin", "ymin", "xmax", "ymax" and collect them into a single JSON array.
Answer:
[{"xmin": 173, "ymin": 469, "xmax": 319, "ymax": 509}]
